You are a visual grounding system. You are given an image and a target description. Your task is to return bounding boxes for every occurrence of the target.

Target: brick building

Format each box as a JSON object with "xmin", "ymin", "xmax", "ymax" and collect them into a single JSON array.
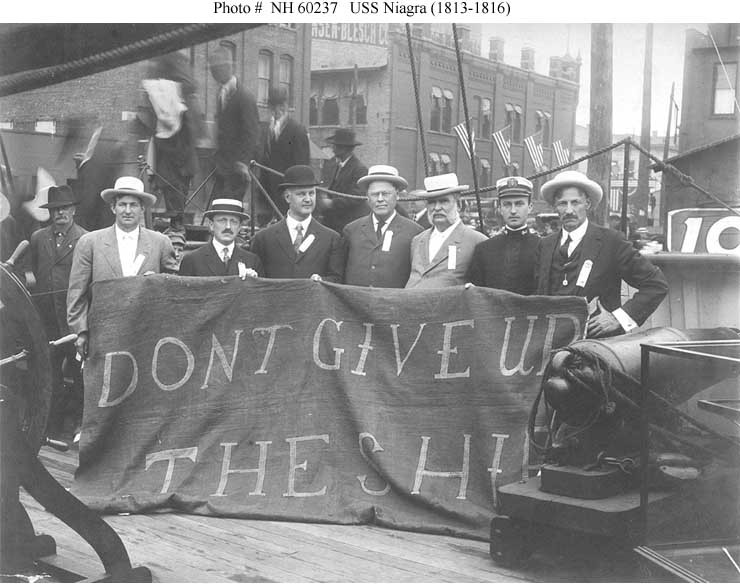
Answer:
[{"xmin": 309, "ymin": 23, "xmax": 580, "ymax": 216}]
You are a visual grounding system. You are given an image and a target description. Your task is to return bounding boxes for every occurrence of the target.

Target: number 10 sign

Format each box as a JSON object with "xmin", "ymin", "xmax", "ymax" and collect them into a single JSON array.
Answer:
[{"xmin": 667, "ymin": 208, "xmax": 740, "ymax": 254}]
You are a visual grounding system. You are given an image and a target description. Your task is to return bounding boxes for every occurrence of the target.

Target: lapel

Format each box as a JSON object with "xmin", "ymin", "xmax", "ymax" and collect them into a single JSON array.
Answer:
[
  {"xmin": 540, "ymin": 233, "xmax": 559, "ymax": 293},
  {"xmin": 135, "ymin": 229, "xmax": 152, "ymax": 275},
  {"xmin": 52, "ymin": 224, "xmax": 83, "ymax": 265},
  {"xmin": 275, "ymin": 220, "xmax": 297, "ymax": 262},
  {"xmin": 361, "ymin": 215, "xmax": 379, "ymax": 248},
  {"xmin": 424, "ymin": 223, "xmax": 464, "ymax": 274},
  {"xmin": 577, "ymin": 223, "xmax": 603, "ymax": 264},
  {"xmin": 204, "ymin": 242, "xmax": 228, "ymax": 276},
  {"xmin": 101, "ymin": 226, "xmax": 123, "ymax": 278},
  {"xmin": 41, "ymin": 226, "xmax": 56, "ymax": 263},
  {"xmin": 415, "ymin": 229, "xmax": 431, "ymax": 269},
  {"xmin": 332, "ymin": 155, "xmax": 354, "ymax": 189},
  {"xmin": 295, "ymin": 218, "xmax": 320, "ymax": 264}
]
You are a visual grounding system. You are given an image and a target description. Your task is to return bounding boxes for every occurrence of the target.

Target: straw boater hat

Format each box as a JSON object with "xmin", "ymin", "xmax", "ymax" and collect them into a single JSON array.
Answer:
[
  {"xmin": 496, "ymin": 176, "xmax": 533, "ymax": 200},
  {"xmin": 278, "ymin": 165, "xmax": 319, "ymax": 191},
  {"xmin": 357, "ymin": 165, "xmax": 408, "ymax": 191},
  {"xmin": 326, "ymin": 128, "xmax": 362, "ymax": 147},
  {"xmin": 417, "ymin": 173, "xmax": 469, "ymax": 200},
  {"xmin": 540, "ymin": 170, "xmax": 603, "ymax": 207},
  {"xmin": 203, "ymin": 199, "xmax": 250, "ymax": 221},
  {"xmin": 40, "ymin": 185, "xmax": 78, "ymax": 208},
  {"xmin": 100, "ymin": 176, "xmax": 157, "ymax": 207}
]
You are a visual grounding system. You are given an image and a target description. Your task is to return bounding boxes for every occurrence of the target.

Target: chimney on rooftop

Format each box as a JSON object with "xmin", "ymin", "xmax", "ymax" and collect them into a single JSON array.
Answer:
[
  {"xmin": 521, "ymin": 46, "xmax": 535, "ymax": 71},
  {"xmin": 489, "ymin": 37, "xmax": 504, "ymax": 62}
]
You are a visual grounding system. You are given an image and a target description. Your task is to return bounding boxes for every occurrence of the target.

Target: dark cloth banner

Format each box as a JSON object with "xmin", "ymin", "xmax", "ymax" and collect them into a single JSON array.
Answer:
[{"xmin": 72, "ymin": 276, "xmax": 587, "ymax": 539}]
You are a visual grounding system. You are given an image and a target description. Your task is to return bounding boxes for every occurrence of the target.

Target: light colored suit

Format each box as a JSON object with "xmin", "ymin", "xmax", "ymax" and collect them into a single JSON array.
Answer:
[
  {"xmin": 67, "ymin": 226, "xmax": 178, "ymax": 334},
  {"xmin": 405, "ymin": 222, "xmax": 487, "ymax": 289}
]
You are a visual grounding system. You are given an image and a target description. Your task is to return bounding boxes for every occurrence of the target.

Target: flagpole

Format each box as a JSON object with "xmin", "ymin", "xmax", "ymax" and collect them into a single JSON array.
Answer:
[
  {"xmin": 405, "ymin": 25, "xmax": 430, "ymax": 178},
  {"xmin": 660, "ymin": 82, "xmax": 676, "ymax": 234},
  {"xmin": 452, "ymin": 24, "xmax": 485, "ymax": 234}
]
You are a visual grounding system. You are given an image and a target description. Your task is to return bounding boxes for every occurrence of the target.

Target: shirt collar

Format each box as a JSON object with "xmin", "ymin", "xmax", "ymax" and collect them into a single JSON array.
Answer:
[
  {"xmin": 432, "ymin": 218, "xmax": 461, "ymax": 237},
  {"xmin": 54, "ymin": 223, "xmax": 73, "ymax": 237},
  {"xmin": 505, "ymin": 224, "xmax": 528, "ymax": 235},
  {"xmin": 286, "ymin": 214, "xmax": 311, "ymax": 232},
  {"xmin": 221, "ymin": 76, "xmax": 237, "ymax": 92},
  {"xmin": 337, "ymin": 154, "xmax": 353, "ymax": 168},
  {"xmin": 115, "ymin": 224, "xmax": 139, "ymax": 241},
  {"xmin": 373, "ymin": 211, "xmax": 395, "ymax": 230},
  {"xmin": 561, "ymin": 219, "xmax": 589, "ymax": 245},
  {"xmin": 211, "ymin": 239, "xmax": 235, "ymax": 257}
]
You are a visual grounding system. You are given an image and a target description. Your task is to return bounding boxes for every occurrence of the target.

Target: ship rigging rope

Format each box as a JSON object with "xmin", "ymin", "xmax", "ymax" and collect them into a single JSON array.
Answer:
[
  {"xmin": 707, "ymin": 28, "xmax": 740, "ymax": 116},
  {"xmin": 405, "ymin": 24, "xmax": 430, "ymax": 177}
]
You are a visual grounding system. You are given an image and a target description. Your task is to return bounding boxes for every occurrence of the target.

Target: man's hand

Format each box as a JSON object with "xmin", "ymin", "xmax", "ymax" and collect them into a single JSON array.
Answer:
[
  {"xmin": 75, "ymin": 332, "xmax": 89, "ymax": 360},
  {"xmin": 587, "ymin": 310, "xmax": 622, "ymax": 338}
]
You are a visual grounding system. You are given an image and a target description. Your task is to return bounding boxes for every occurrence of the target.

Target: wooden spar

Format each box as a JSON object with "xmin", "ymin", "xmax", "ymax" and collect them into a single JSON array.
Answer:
[
  {"xmin": 621, "ymin": 140, "xmax": 631, "ymax": 235},
  {"xmin": 404, "ymin": 25, "xmax": 429, "ymax": 177},
  {"xmin": 660, "ymin": 82, "xmax": 676, "ymax": 236},
  {"xmin": 451, "ymin": 24, "xmax": 485, "ymax": 235},
  {"xmin": 637, "ymin": 23, "xmax": 654, "ymax": 228}
]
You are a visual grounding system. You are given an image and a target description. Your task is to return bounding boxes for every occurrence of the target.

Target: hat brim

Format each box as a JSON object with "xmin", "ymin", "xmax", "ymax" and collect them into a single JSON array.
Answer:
[
  {"xmin": 101, "ymin": 188, "xmax": 157, "ymax": 207},
  {"xmin": 497, "ymin": 189, "xmax": 532, "ymax": 199},
  {"xmin": 417, "ymin": 185, "xmax": 468, "ymax": 200},
  {"xmin": 40, "ymin": 200, "xmax": 78, "ymax": 209},
  {"xmin": 541, "ymin": 174, "xmax": 603, "ymax": 207},
  {"xmin": 357, "ymin": 174, "xmax": 408, "ymax": 190},
  {"xmin": 279, "ymin": 181, "xmax": 320, "ymax": 190},
  {"xmin": 326, "ymin": 137, "xmax": 362, "ymax": 147},
  {"xmin": 203, "ymin": 210, "xmax": 250, "ymax": 221}
]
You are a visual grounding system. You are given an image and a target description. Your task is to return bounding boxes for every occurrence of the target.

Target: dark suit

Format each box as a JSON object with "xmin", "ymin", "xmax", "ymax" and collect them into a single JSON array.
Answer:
[
  {"xmin": 319, "ymin": 154, "xmax": 369, "ymax": 233},
  {"xmin": 260, "ymin": 117, "xmax": 310, "ymax": 215},
  {"xmin": 342, "ymin": 213, "xmax": 423, "ymax": 288},
  {"xmin": 250, "ymin": 217, "xmax": 344, "ymax": 282},
  {"xmin": 534, "ymin": 223, "xmax": 668, "ymax": 326},
  {"xmin": 466, "ymin": 230, "xmax": 539, "ymax": 295},
  {"xmin": 414, "ymin": 210, "xmax": 432, "ymax": 230},
  {"xmin": 179, "ymin": 242, "xmax": 263, "ymax": 277},
  {"xmin": 214, "ymin": 78, "xmax": 260, "ymax": 198}
]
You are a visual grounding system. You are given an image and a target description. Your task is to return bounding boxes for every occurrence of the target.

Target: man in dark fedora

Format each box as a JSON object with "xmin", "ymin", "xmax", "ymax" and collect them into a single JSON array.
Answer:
[
  {"xmin": 534, "ymin": 170, "xmax": 668, "ymax": 338},
  {"xmin": 258, "ymin": 86, "xmax": 310, "ymax": 224},
  {"xmin": 466, "ymin": 176, "xmax": 539, "ymax": 295},
  {"xmin": 342, "ymin": 165, "xmax": 423, "ymax": 288},
  {"xmin": 405, "ymin": 173, "xmax": 487, "ymax": 289},
  {"xmin": 251, "ymin": 165, "xmax": 344, "ymax": 282},
  {"xmin": 179, "ymin": 199, "xmax": 262, "ymax": 278},
  {"xmin": 67, "ymin": 176, "xmax": 178, "ymax": 360},
  {"xmin": 318, "ymin": 127, "xmax": 369, "ymax": 233},
  {"xmin": 29, "ymin": 184, "xmax": 87, "ymax": 437}
]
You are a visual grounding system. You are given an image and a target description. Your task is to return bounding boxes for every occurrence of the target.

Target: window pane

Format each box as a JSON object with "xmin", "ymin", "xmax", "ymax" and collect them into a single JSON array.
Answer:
[
  {"xmin": 322, "ymin": 98, "xmax": 339, "ymax": 125},
  {"xmin": 714, "ymin": 63, "xmax": 737, "ymax": 115},
  {"xmin": 258, "ymin": 52, "xmax": 272, "ymax": 105}
]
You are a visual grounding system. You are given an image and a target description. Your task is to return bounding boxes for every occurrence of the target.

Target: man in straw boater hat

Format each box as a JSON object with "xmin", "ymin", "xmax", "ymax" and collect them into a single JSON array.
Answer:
[
  {"xmin": 318, "ymin": 127, "xmax": 369, "ymax": 234},
  {"xmin": 250, "ymin": 165, "xmax": 344, "ymax": 282},
  {"xmin": 466, "ymin": 176, "xmax": 539, "ymax": 295},
  {"xmin": 342, "ymin": 165, "xmax": 423, "ymax": 288},
  {"xmin": 405, "ymin": 173, "xmax": 487, "ymax": 289},
  {"xmin": 29, "ymin": 184, "xmax": 88, "ymax": 438},
  {"xmin": 67, "ymin": 176, "xmax": 178, "ymax": 360},
  {"xmin": 534, "ymin": 170, "xmax": 668, "ymax": 338},
  {"xmin": 179, "ymin": 199, "xmax": 262, "ymax": 278}
]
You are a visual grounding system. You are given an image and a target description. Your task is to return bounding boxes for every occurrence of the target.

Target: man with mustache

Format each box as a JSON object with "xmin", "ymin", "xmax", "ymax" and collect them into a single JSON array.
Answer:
[
  {"xmin": 179, "ymin": 199, "xmax": 262, "ymax": 278},
  {"xmin": 534, "ymin": 170, "xmax": 668, "ymax": 338},
  {"xmin": 405, "ymin": 173, "xmax": 487, "ymax": 289}
]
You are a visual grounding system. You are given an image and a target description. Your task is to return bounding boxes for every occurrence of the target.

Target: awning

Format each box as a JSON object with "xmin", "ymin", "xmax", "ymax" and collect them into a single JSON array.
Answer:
[
  {"xmin": 440, "ymin": 154, "xmax": 452, "ymax": 164},
  {"xmin": 431, "ymin": 86, "xmax": 442, "ymax": 98},
  {"xmin": 443, "ymin": 89, "xmax": 454, "ymax": 100},
  {"xmin": 513, "ymin": 105, "xmax": 523, "ymax": 115},
  {"xmin": 479, "ymin": 158, "xmax": 490, "ymax": 169},
  {"xmin": 543, "ymin": 112, "xmax": 552, "ymax": 119},
  {"xmin": 536, "ymin": 110, "xmax": 543, "ymax": 118},
  {"xmin": 429, "ymin": 152, "xmax": 440, "ymax": 162},
  {"xmin": 505, "ymin": 103, "xmax": 514, "ymax": 112}
]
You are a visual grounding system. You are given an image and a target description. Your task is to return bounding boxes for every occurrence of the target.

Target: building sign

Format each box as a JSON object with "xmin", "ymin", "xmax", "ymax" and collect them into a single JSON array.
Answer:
[
  {"xmin": 667, "ymin": 208, "xmax": 740, "ymax": 254},
  {"xmin": 312, "ymin": 23, "xmax": 388, "ymax": 47}
]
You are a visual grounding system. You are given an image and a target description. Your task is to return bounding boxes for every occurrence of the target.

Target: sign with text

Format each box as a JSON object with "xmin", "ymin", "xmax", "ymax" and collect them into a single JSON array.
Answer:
[
  {"xmin": 73, "ymin": 276, "xmax": 586, "ymax": 539},
  {"xmin": 667, "ymin": 208, "xmax": 740, "ymax": 254}
]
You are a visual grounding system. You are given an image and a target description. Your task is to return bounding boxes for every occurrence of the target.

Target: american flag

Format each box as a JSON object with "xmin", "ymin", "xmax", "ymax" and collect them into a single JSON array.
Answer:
[
  {"xmin": 524, "ymin": 131, "xmax": 544, "ymax": 171},
  {"xmin": 492, "ymin": 125, "xmax": 511, "ymax": 167},
  {"xmin": 453, "ymin": 122, "xmax": 475, "ymax": 160},
  {"xmin": 552, "ymin": 140, "xmax": 571, "ymax": 167}
]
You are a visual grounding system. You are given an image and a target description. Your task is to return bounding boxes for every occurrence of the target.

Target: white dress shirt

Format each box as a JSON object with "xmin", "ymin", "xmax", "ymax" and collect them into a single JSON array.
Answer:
[
  {"xmin": 429, "ymin": 218, "xmax": 461, "ymax": 260},
  {"xmin": 286, "ymin": 215, "xmax": 312, "ymax": 245},
  {"xmin": 372, "ymin": 211, "xmax": 395, "ymax": 237},
  {"xmin": 218, "ymin": 76, "xmax": 237, "ymax": 111},
  {"xmin": 115, "ymin": 225, "xmax": 140, "ymax": 277},
  {"xmin": 211, "ymin": 240, "xmax": 235, "ymax": 263}
]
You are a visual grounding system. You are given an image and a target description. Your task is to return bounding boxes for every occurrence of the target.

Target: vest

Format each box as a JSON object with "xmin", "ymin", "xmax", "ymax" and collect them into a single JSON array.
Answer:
[{"xmin": 548, "ymin": 245, "xmax": 582, "ymax": 296}]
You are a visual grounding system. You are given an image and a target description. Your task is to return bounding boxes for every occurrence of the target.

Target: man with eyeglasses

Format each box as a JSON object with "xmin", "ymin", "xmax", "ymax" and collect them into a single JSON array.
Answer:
[
  {"xmin": 179, "ymin": 199, "xmax": 262, "ymax": 278},
  {"xmin": 342, "ymin": 166, "xmax": 423, "ymax": 288}
]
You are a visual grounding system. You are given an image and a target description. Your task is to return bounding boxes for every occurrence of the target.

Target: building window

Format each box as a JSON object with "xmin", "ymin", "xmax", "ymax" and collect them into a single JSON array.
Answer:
[
  {"xmin": 219, "ymin": 41, "xmax": 237, "ymax": 65},
  {"xmin": 479, "ymin": 158, "xmax": 491, "ymax": 187},
  {"xmin": 535, "ymin": 110, "xmax": 552, "ymax": 146},
  {"xmin": 322, "ymin": 97, "xmax": 339, "ymax": 125},
  {"xmin": 713, "ymin": 62, "xmax": 737, "ymax": 115},
  {"xmin": 440, "ymin": 153, "xmax": 452, "ymax": 174},
  {"xmin": 0, "ymin": 120, "xmax": 13, "ymax": 130},
  {"xmin": 279, "ymin": 55, "xmax": 293, "ymax": 106},
  {"xmin": 309, "ymin": 96, "xmax": 318, "ymax": 125},
  {"xmin": 506, "ymin": 103, "xmax": 522, "ymax": 143},
  {"xmin": 472, "ymin": 96, "xmax": 481, "ymax": 134},
  {"xmin": 349, "ymin": 94, "xmax": 367, "ymax": 125},
  {"xmin": 430, "ymin": 86, "xmax": 442, "ymax": 132},
  {"xmin": 442, "ymin": 89, "xmax": 454, "ymax": 133},
  {"xmin": 257, "ymin": 50, "xmax": 273, "ymax": 106},
  {"xmin": 35, "ymin": 119, "xmax": 56, "ymax": 134},
  {"xmin": 480, "ymin": 98, "xmax": 492, "ymax": 137},
  {"xmin": 429, "ymin": 152, "xmax": 440, "ymax": 175}
]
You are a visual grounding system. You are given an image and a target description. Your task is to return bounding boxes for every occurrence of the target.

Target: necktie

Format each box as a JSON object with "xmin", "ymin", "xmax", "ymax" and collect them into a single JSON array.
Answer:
[
  {"xmin": 375, "ymin": 219, "xmax": 385, "ymax": 242},
  {"xmin": 294, "ymin": 224, "xmax": 304, "ymax": 252},
  {"xmin": 222, "ymin": 247, "xmax": 230, "ymax": 267},
  {"xmin": 559, "ymin": 235, "xmax": 572, "ymax": 259}
]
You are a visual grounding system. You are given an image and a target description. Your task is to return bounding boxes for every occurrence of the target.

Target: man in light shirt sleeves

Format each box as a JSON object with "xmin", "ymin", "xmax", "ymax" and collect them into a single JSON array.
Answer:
[
  {"xmin": 405, "ymin": 173, "xmax": 487, "ymax": 289},
  {"xmin": 67, "ymin": 177, "xmax": 178, "ymax": 359},
  {"xmin": 533, "ymin": 170, "xmax": 668, "ymax": 338}
]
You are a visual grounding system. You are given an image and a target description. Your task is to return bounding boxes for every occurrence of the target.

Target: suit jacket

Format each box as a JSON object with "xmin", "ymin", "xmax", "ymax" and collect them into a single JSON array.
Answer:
[
  {"xmin": 214, "ymin": 78, "xmax": 260, "ymax": 174},
  {"xmin": 260, "ymin": 117, "xmax": 310, "ymax": 213},
  {"xmin": 405, "ymin": 222, "xmax": 488, "ymax": 289},
  {"xmin": 466, "ymin": 230, "xmax": 539, "ymax": 295},
  {"xmin": 30, "ymin": 222, "xmax": 88, "ymax": 339},
  {"xmin": 414, "ymin": 210, "xmax": 432, "ymax": 230},
  {"xmin": 179, "ymin": 241, "xmax": 263, "ymax": 277},
  {"xmin": 250, "ymin": 217, "xmax": 344, "ymax": 282},
  {"xmin": 534, "ymin": 223, "xmax": 668, "ymax": 325},
  {"xmin": 319, "ymin": 154, "xmax": 370, "ymax": 233},
  {"xmin": 342, "ymin": 213, "xmax": 423, "ymax": 288},
  {"xmin": 67, "ymin": 226, "xmax": 178, "ymax": 335}
]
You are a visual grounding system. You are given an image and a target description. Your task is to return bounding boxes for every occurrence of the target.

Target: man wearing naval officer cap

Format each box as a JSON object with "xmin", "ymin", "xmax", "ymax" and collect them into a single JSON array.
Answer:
[{"xmin": 534, "ymin": 170, "xmax": 668, "ymax": 338}]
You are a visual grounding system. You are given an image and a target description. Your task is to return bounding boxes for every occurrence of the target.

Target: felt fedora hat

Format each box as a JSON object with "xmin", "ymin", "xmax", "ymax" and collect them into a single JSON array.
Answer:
[
  {"xmin": 267, "ymin": 86, "xmax": 288, "ymax": 106},
  {"xmin": 203, "ymin": 198, "xmax": 250, "ymax": 221},
  {"xmin": 496, "ymin": 176, "xmax": 533, "ymax": 200},
  {"xmin": 540, "ymin": 170, "xmax": 603, "ymax": 207},
  {"xmin": 278, "ymin": 165, "xmax": 319, "ymax": 190},
  {"xmin": 417, "ymin": 173, "xmax": 469, "ymax": 200},
  {"xmin": 357, "ymin": 165, "xmax": 408, "ymax": 190},
  {"xmin": 40, "ymin": 184, "xmax": 78, "ymax": 209},
  {"xmin": 100, "ymin": 176, "xmax": 157, "ymax": 207},
  {"xmin": 326, "ymin": 128, "xmax": 362, "ymax": 147}
]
